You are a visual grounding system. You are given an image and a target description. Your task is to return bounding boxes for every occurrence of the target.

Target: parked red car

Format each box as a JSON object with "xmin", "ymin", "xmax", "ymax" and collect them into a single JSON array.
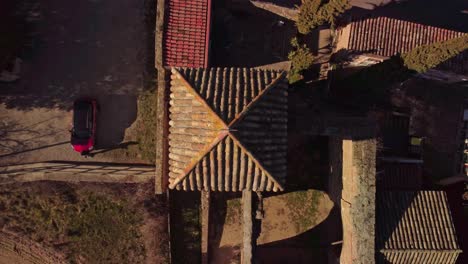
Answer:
[{"xmin": 71, "ymin": 98, "xmax": 97, "ymax": 155}]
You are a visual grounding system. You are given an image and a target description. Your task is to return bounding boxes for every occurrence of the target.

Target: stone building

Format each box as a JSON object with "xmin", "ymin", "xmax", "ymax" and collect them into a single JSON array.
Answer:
[
  {"xmin": 376, "ymin": 191, "xmax": 462, "ymax": 263},
  {"xmin": 167, "ymin": 67, "xmax": 288, "ymax": 191}
]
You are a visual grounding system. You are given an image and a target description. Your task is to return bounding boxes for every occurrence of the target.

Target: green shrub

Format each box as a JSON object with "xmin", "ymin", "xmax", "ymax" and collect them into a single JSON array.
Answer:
[
  {"xmin": 333, "ymin": 35, "xmax": 468, "ymax": 107},
  {"xmin": 297, "ymin": 0, "xmax": 349, "ymax": 34},
  {"xmin": 402, "ymin": 35, "xmax": 468, "ymax": 73},
  {"xmin": 288, "ymin": 37, "xmax": 315, "ymax": 83}
]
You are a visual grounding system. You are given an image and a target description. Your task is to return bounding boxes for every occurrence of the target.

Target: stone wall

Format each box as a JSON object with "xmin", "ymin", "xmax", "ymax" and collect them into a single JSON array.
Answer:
[
  {"xmin": 0, "ymin": 162, "xmax": 154, "ymax": 184},
  {"xmin": 340, "ymin": 139, "xmax": 376, "ymax": 264}
]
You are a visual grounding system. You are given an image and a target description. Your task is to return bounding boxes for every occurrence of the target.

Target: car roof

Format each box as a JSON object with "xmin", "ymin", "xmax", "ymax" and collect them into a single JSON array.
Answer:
[{"xmin": 73, "ymin": 101, "xmax": 92, "ymax": 131}]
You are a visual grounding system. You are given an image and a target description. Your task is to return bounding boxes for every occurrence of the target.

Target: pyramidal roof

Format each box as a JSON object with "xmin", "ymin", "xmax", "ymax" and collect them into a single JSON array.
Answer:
[{"xmin": 168, "ymin": 68, "xmax": 288, "ymax": 191}]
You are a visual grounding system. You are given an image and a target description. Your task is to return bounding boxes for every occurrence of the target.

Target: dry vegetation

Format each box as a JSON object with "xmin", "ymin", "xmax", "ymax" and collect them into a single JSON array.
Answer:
[
  {"xmin": 0, "ymin": 182, "xmax": 169, "ymax": 264},
  {"xmin": 283, "ymin": 189, "xmax": 322, "ymax": 232},
  {"xmin": 134, "ymin": 89, "xmax": 158, "ymax": 162}
]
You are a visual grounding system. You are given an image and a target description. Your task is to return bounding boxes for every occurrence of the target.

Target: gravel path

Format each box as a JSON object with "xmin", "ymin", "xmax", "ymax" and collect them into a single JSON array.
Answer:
[{"xmin": 0, "ymin": 0, "xmax": 155, "ymax": 165}]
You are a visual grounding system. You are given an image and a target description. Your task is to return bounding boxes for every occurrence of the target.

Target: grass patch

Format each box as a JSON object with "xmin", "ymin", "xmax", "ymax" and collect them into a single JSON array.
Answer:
[
  {"xmin": 170, "ymin": 192, "xmax": 201, "ymax": 264},
  {"xmin": 282, "ymin": 189, "xmax": 321, "ymax": 232},
  {"xmin": 134, "ymin": 89, "xmax": 157, "ymax": 162},
  {"xmin": 0, "ymin": 184, "xmax": 145, "ymax": 263}
]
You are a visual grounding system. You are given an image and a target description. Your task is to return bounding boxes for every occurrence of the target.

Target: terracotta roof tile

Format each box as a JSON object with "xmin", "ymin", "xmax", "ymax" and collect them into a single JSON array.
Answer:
[
  {"xmin": 377, "ymin": 191, "xmax": 461, "ymax": 263},
  {"xmin": 347, "ymin": 17, "xmax": 465, "ymax": 57},
  {"xmin": 163, "ymin": 0, "xmax": 211, "ymax": 67},
  {"xmin": 378, "ymin": 161, "xmax": 423, "ymax": 191},
  {"xmin": 168, "ymin": 68, "xmax": 288, "ymax": 191}
]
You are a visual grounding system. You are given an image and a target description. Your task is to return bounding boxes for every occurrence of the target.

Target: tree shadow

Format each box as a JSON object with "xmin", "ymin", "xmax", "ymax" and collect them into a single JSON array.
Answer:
[
  {"xmin": 255, "ymin": 206, "xmax": 343, "ymax": 264},
  {"xmin": 0, "ymin": 0, "xmax": 156, "ymax": 110},
  {"xmin": 169, "ymin": 191, "xmax": 202, "ymax": 264},
  {"xmin": 0, "ymin": 118, "xmax": 65, "ymax": 156},
  {"xmin": 208, "ymin": 192, "xmax": 242, "ymax": 264},
  {"xmin": 375, "ymin": 192, "xmax": 416, "ymax": 263},
  {"xmin": 211, "ymin": 0, "xmax": 297, "ymax": 67}
]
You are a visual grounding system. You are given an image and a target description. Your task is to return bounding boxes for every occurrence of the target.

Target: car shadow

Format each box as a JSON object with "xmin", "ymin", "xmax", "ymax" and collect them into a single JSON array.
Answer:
[{"xmin": 91, "ymin": 94, "xmax": 137, "ymax": 149}]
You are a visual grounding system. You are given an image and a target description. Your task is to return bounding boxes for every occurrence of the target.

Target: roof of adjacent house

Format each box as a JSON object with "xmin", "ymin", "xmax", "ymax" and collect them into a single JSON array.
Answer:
[
  {"xmin": 378, "ymin": 160, "xmax": 423, "ymax": 191},
  {"xmin": 167, "ymin": 67, "xmax": 288, "ymax": 191},
  {"xmin": 163, "ymin": 0, "xmax": 211, "ymax": 67},
  {"xmin": 377, "ymin": 191, "xmax": 461, "ymax": 263},
  {"xmin": 434, "ymin": 50, "xmax": 468, "ymax": 76},
  {"xmin": 346, "ymin": 17, "xmax": 465, "ymax": 57}
]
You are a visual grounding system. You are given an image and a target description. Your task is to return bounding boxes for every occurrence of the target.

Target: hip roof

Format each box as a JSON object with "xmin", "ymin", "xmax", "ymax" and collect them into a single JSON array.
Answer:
[{"xmin": 167, "ymin": 68, "xmax": 288, "ymax": 191}]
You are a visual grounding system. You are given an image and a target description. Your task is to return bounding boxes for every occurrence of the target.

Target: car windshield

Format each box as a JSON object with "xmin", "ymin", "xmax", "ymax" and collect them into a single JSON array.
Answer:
[{"xmin": 73, "ymin": 101, "xmax": 92, "ymax": 139}]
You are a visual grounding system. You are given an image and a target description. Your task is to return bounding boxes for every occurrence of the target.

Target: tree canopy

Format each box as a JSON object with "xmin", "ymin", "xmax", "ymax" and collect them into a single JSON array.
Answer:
[{"xmin": 297, "ymin": 0, "xmax": 349, "ymax": 34}]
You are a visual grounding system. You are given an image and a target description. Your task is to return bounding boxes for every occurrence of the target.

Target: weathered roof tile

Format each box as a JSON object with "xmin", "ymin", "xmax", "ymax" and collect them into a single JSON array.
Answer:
[
  {"xmin": 167, "ymin": 68, "xmax": 288, "ymax": 191},
  {"xmin": 163, "ymin": 0, "xmax": 211, "ymax": 67},
  {"xmin": 346, "ymin": 17, "xmax": 465, "ymax": 57},
  {"xmin": 377, "ymin": 191, "xmax": 461, "ymax": 263}
]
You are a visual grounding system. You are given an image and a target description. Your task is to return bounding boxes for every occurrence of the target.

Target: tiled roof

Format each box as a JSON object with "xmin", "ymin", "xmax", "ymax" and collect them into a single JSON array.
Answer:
[
  {"xmin": 163, "ymin": 0, "xmax": 211, "ymax": 67},
  {"xmin": 347, "ymin": 17, "xmax": 465, "ymax": 57},
  {"xmin": 377, "ymin": 191, "xmax": 461, "ymax": 264},
  {"xmin": 380, "ymin": 114, "xmax": 410, "ymax": 155},
  {"xmin": 377, "ymin": 161, "xmax": 423, "ymax": 191},
  {"xmin": 168, "ymin": 68, "xmax": 288, "ymax": 191},
  {"xmin": 435, "ymin": 50, "xmax": 468, "ymax": 75}
]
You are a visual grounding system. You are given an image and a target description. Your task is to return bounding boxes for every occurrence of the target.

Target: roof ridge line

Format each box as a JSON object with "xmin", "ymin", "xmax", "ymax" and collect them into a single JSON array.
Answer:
[
  {"xmin": 228, "ymin": 132, "xmax": 284, "ymax": 191},
  {"xmin": 228, "ymin": 71, "xmax": 286, "ymax": 127},
  {"xmin": 171, "ymin": 68, "xmax": 228, "ymax": 128},
  {"xmin": 169, "ymin": 131, "xmax": 229, "ymax": 189}
]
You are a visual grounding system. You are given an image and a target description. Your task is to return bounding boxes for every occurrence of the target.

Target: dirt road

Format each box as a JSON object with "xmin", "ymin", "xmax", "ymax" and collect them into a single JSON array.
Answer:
[{"xmin": 0, "ymin": 0, "xmax": 155, "ymax": 165}]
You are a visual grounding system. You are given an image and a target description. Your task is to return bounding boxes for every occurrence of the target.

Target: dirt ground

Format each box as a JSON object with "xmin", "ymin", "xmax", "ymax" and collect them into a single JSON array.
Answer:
[
  {"xmin": 207, "ymin": 190, "xmax": 336, "ymax": 264},
  {"xmin": 0, "ymin": 231, "xmax": 65, "ymax": 264},
  {"xmin": 209, "ymin": 193, "xmax": 242, "ymax": 264},
  {"xmin": 0, "ymin": 0, "xmax": 155, "ymax": 165},
  {"xmin": 0, "ymin": 181, "xmax": 169, "ymax": 264},
  {"xmin": 257, "ymin": 190, "xmax": 334, "ymax": 245}
]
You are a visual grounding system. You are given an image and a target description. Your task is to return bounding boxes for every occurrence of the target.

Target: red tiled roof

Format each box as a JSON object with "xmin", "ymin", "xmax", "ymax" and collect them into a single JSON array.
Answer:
[
  {"xmin": 347, "ymin": 17, "xmax": 465, "ymax": 57},
  {"xmin": 163, "ymin": 0, "xmax": 211, "ymax": 67}
]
